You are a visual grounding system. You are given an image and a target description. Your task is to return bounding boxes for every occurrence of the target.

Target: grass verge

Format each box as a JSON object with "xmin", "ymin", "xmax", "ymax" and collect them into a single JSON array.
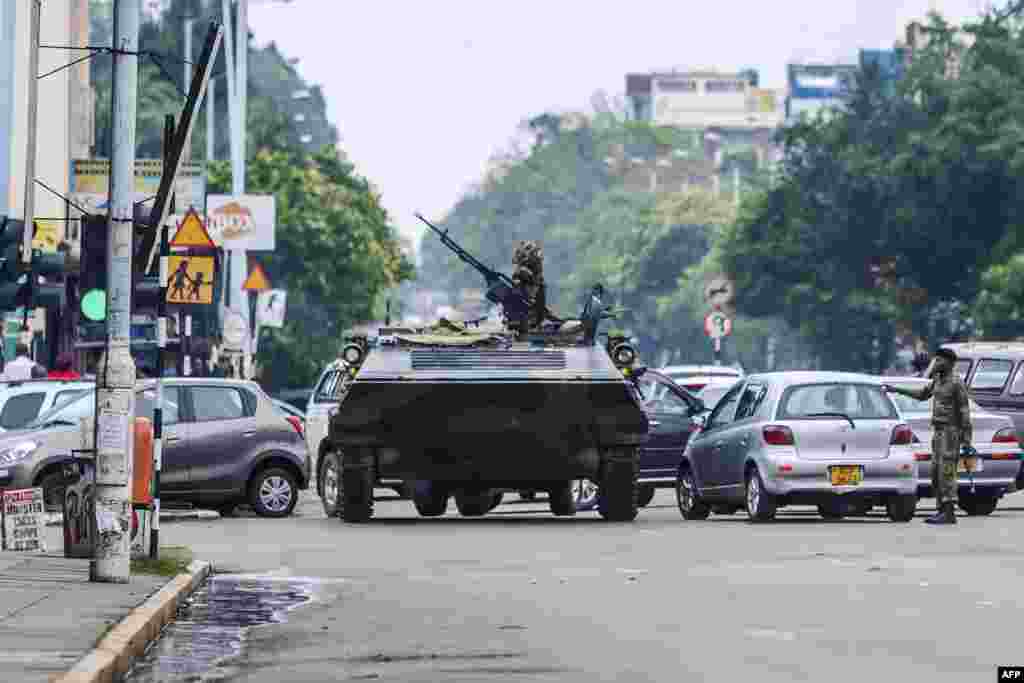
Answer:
[{"xmin": 130, "ymin": 545, "xmax": 193, "ymax": 577}]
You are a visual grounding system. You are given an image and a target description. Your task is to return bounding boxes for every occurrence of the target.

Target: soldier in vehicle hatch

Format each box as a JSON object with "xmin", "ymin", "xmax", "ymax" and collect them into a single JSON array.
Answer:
[
  {"xmin": 512, "ymin": 240, "xmax": 547, "ymax": 331},
  {"xmin": 882, "ymin": 348, "xmax": 973, "ymax": 525}
]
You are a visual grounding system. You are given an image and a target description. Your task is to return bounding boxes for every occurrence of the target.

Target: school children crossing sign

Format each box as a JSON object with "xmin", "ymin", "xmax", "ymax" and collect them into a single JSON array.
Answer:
[{"xmin": 166, "ymin": 255, "xmax": 215, "ymax": 304}]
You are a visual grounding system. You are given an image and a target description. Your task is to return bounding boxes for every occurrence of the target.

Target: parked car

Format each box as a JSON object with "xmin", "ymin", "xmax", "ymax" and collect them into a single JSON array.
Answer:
[
  {"xmin": 0, "ymin": 380, "xmax": 92, "ymax": 433},
  {"xmin": 657, "ymin": 364, "xmax": 744, "ymax": 393},
  {"xmin": 573, "ymin": 369, "xmax": 707, "ymax": 511},
  {"xmin": 271, "ymin": 397, "xmax": 306, "ymax": 428},
  {"xmin": 306, "ymin": 359, "xmax": 409, "ymax": 499},
  {"xmin": 677, "ymin": 372, "xmax": 919, "ymax": 523},
  {"xmin": 881, "ymin": 376, "xmax": 1021, "ymax": 515},
  {"xmin": 272, "ymin": 388, "xmax": 310, "ymax": 414},
  {"xmin": 0, "ymin": 378, "xmax": 309, "ymax": 516},
  {"xmin": 694, "ymin": 377, "xmax": 743, "ymax": 414}
]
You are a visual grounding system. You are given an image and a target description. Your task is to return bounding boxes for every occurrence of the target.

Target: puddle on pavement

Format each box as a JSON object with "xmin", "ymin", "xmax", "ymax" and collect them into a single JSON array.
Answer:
[{"xmin": 125, "ymin": 574, "xmax": 327, "ymax": 683}]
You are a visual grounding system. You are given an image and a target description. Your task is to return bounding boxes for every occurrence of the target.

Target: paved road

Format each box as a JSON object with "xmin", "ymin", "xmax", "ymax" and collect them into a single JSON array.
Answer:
[{"xmin": 158, "ymin": 490, "xmax": 1024, "ymax": 682}]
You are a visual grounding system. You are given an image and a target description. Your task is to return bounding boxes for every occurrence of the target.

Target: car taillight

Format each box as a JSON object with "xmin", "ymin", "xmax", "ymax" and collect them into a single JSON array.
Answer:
[
  {"xmin": 890, "ymin": 424, "xmax": 913, "ymax": 445},
  {"xmin": 685, "ymin": 383, "xmax": 705, "ymax": 392},
  {"xmin": 913, "ymin": 452, "xmax": 932, "ymax": 462},
  {"xmin": 286, "ymin": 416, "xmax": 304, "ymax": 437},
  {"xmin": 993, "ymin": 428, "xmax": 1019, "ymax": 444},
  {"xmin": 763, "ymin": 425, "xmax": 794, "ymax": 446}
]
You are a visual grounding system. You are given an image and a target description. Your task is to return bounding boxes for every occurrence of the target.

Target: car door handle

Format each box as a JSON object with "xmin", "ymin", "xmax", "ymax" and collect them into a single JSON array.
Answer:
[
  {"xmin": 243, "ymin": 431, "xmax": 256, "ymax": 437},
  {"xmin": 649, "ymin": 420, "xmax": 661, "ymax": 426},
  {"xmin": 165, "ymin": 436, "xmax": 180, "ymax": 443}
]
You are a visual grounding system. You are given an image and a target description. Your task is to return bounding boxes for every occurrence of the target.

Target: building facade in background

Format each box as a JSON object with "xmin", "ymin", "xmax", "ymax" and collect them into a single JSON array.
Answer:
[{"xmin": 784, "ymin": 63, "xmax": 858, "ymax": 123}]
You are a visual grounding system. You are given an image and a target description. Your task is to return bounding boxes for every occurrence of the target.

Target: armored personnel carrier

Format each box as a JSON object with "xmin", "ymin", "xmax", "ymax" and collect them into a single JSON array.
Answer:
[{"xmin": 319, "ymin": 216, "xmax": 649, "ymax": 522}]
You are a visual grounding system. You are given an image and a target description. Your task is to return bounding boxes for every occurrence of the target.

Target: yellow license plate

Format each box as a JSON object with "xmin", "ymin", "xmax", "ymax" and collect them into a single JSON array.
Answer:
[
  {"xmin": 830, "ymin": 466, "xmax": 862, "ymax": 486},
  {"xmin": 958, "ymin": 457, "xmax": 983, "ymax": 473}
]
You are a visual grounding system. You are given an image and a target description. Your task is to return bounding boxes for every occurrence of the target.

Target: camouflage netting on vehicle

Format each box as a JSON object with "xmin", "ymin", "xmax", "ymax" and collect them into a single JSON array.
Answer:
[{"xmin": 393, "ymin": 318, "xmax": 506, "ymax": 346}]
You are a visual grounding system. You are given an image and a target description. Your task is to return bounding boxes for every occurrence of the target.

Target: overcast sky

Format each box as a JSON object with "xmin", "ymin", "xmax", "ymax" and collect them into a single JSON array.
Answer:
[{"xmin": 247, "ymin": 0, "xmax": 993, "ymax": 251}]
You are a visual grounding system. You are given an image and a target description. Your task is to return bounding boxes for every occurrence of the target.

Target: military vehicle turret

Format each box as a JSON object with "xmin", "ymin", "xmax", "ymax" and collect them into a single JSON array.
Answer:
[{"xmin": 319, "ymin": 215, "xmax": 649, "ymax": 522}]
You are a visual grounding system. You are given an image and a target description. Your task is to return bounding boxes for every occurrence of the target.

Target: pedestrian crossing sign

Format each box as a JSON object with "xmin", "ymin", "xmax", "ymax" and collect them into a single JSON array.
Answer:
[
  {"xmin": 170, "ymin": 208, "xmax": 216, "ymax": 249},
  {"xmin": 166, "ymin": 254, "xmax": 215, "ymax": 305}
]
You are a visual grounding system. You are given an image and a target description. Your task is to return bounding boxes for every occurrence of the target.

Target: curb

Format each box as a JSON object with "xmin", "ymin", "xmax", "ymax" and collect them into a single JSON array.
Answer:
[
  {"xmin": 46, "ymin": 510, "xmax": 220, "ymax": 527},
  {"xmin": 55, "ymin": 560, "xmax": 212, "ymax": 683}
]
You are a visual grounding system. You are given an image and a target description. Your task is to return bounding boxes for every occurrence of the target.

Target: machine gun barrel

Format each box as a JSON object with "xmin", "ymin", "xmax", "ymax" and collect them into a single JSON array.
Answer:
[{"xmin": 415, "ymin": 213, "xmax": 517, "ymax": 290}]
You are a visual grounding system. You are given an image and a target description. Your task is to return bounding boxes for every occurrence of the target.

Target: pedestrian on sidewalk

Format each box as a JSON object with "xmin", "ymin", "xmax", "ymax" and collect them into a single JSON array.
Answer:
[
  {"xmin": 48, "ymin": 352, "xmax": 81, "ymax": 380},
  {"xmin": 882, "ymin": 347, "xmax": 972, "ymax": 525},
  {"xmin": 1, "ymin": 342, "xmax": 44, "ymax": 381}
]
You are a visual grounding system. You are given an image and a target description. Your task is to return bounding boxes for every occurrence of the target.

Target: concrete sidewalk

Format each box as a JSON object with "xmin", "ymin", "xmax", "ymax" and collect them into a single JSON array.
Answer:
[{"xmin": 0, "ymin": 553, "xmax": 166, "ymax": 683}]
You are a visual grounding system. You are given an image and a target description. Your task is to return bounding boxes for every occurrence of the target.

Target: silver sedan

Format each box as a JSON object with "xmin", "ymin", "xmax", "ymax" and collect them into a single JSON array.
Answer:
[
  {"xmin": 677, "ymin": 372, "xmax": 918, "ymax": 523},
  {"xmin": 880, "ymin": 376, "xmax": 1022, "ymax": 516}
]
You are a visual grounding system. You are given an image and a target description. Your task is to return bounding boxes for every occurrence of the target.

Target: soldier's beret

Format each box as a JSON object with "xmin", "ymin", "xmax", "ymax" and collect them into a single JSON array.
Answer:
[{"xmin": 935, "ymin": 348, "xmax": 957, "ymax": 361}]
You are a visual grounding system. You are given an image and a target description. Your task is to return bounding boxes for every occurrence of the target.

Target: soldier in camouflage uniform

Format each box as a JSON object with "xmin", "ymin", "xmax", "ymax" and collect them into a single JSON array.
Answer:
[
  {"xmin": 883, "ymin": 348, "xmax": 973, "ymax": 525},
  {"xmin": 512, "ymin": 241, "xmax": 547, "ymax": 332}
]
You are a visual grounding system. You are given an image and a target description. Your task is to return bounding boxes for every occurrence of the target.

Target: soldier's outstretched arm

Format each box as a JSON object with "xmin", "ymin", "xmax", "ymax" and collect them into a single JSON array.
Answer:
[{"xmin": 884, "ymin": 382, "xmax": 933, "ymax": 401}]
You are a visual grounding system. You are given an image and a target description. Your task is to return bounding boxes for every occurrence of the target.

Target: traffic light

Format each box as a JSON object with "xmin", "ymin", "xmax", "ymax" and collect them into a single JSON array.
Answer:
[
  {"xmin": 0, "ymin": 216, "xmax": 67, "ymax": 311},
  {"xmin": 0, "ymin": 217, "xmax": 25, "ymax": 308},
  {"xmin": 79, "ymin": 213, "xmax": 108, "ymax": 321}
]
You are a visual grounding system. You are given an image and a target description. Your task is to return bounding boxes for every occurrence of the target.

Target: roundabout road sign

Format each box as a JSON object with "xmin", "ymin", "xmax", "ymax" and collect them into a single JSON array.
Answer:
[{"xmin": 704, "ymin": 311, "xmax": 732, "ymax": 339}]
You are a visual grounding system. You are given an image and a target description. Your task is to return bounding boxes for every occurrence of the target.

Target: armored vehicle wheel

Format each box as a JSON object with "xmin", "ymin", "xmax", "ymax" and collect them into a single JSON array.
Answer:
[
  {"xmin": 320, "ymin": 452, "xmax": 341, "ymax": 517},
  {"xmin": 339, "ymin": 450, "xmax": 374, "ymax": 523},
  {"xmin": 549, "ymin": 481, "xmax": 576, "ymax": 516},
  {"xmin": 413, "ymin": 481, "xmax": 448, "ymax": 517},
  {"xmin": 958, "ymin": 493, "xmax": 999, "ymax": 516},
  {"xmin": 597, "ymin": 449, "xmax": 639, "ymax": 522},
  {"xmin": 455, "ymin": 490, "xmax": 493, "ymax": 517}
]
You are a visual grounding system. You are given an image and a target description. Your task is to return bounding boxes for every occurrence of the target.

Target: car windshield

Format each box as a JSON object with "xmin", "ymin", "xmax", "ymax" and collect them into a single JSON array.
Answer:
[
  {"xmin": 779, "ymin": 383, "xmax": 897, "ymax": 420},
  {"xmin": 24, "ymin": 390, "xmax": 96, "ymax": 429},
  {"xmin": 698, "ymin": 385, "xmax": 735, "ymax": 411}
]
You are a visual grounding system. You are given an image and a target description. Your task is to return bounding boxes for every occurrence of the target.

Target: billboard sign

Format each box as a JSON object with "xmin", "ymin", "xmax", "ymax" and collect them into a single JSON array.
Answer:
[
  {"xmin": 69, "ymin": 159, "xmax": 206, "ymax": 218},
  {"xmin": 206, "ymin": 195, "xmax": 276, "ymax": 251},
  {"xmin": 652, "ymin": 73, "xmax": 782, "ymax": 128},
  {"xmin": 787, "ymin": 64, "xmax": 858, "ymax": 101}
]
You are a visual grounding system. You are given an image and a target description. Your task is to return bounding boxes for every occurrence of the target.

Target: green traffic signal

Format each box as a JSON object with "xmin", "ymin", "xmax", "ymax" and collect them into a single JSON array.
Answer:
[{"xmin": 81, "ymin": 288, "xmax": 106, "ymax": 321}]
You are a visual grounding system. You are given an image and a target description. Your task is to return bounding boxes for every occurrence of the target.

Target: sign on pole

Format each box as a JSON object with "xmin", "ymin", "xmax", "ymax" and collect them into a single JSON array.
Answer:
[
  {"xmin": 704, "ymin": 311, "xmax": 732, "ymax": 339},
  {"xmin": 170, "ymin": 208, "xmax": 216, "ymax": 249},
  {"xmin": 166, "ymin": 255, "xmax": 215, "ymax": 305},
  {"xmin": 256, "ymin": 289, "xmax": 287, "ymax": 328},
  {"xmin": 242, "ymin": 262, "xmax": 271, "ymax": 292},
  {"xmin": 2, "ymin": 488, "xmax": 46, "ymax": 552}
]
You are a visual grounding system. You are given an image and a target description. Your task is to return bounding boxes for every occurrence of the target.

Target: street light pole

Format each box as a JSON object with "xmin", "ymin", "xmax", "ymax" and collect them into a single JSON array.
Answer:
[
  {"xmin": 229, "ymin": 0, "xmax": 250, "ymax": 377},
  {"xmin": 92, "ymin": 0, "xmax": 139, "ymax": 584}
]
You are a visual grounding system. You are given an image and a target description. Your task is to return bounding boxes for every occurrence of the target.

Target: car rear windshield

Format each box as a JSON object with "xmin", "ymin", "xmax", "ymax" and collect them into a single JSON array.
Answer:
[
  {"xmin": 778, "ymin": 383, "xmax": 897, "ymax": 420},
  {"xmin": 888, "ymin": 391, "xmax": 982, "ymax": 415}
]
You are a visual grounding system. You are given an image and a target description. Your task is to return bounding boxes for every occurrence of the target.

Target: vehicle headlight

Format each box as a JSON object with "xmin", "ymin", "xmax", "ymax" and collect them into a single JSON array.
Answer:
[
  {"xmin": 0, "ymin": 441, "xmax": 39, "ymax": 466},
  {"xmin": 611, "ymin": 343, "xmax": 637, "ymax": 368}
]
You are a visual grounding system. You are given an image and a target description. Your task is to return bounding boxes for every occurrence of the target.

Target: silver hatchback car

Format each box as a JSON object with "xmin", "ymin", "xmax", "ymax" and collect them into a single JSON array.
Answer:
[{"xmin": 677, "ymin": 372, "xmax": 919, "ymax": 522}]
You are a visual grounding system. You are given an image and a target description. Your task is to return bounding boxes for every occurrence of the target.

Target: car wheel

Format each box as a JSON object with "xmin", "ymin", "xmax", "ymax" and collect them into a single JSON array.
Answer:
[
  {"xmin": 249, "ymin": 467, "xmax": 299, "ymax": 518},
  {"xmin": 37, "ymin": 470, "xmax": 66, "ymax": 513},
  {"xmin": 319, "ymin": 452, "xmax": 341, "ymax": 517},
  {"xmin": 455, "ymin": 490, "xmax": 492, "ymax": 517},
  {"xmin": 339, "ymin": 450, "xmax": 375, "ymax": 523},
  {"xmin": 886, "ymin": 494, "xmax": 917, "ymax": 522},
  {"xmin": 637, "ymin": 484, "xmax": 656, "ymax": 508},
  {"xmin": 571, "ymin": 478, "xmax": 600, "ymax": 511},
  {"xmin": 817, "ymin": 502, "xmax": 844, "ymax": 520},
  {"xmin": 745, "ymin": 467, "xmax": 777, "ymax": 523},
  {"xmin": 549, "ymin": 481, "xmax": 576, "ymax": 516},
  {"xmin": 676, "ymin": 466, "xmax": 710, "ymax": 520},
  {"xmin": 412, "ymin": 481, "xmax": 448, "ymax": 517},
  {"xmin": 958, "ymin": 494, "xmax": 999, "ymax": 516}
]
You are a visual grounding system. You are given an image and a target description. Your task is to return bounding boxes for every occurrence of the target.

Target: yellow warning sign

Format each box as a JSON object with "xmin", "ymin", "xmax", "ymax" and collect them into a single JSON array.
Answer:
[
  {"xmin": 170, "ymin": 208, "xmax": 216, "ymax": 249},
  {"xmin": 32, "ymin": 220, "xmax": 61, "ymax": 253},
  {"xmin": 242, "ymin": 262, "xmax": 271, "ymax": 291},
  {"xmin": 166, "ymin": 255, "xmax": 215, "ymax": 305}
]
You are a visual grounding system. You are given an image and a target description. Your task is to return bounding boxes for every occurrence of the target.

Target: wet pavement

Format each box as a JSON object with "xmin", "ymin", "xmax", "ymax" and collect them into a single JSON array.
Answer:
[{"xmin": 125, "ymin": 574, "xmax": 338, "ymax": 682}]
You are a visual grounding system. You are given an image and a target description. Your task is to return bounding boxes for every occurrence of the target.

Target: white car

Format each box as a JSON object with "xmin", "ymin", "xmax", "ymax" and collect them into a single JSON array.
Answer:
[
  {"xmin": 0, "ymin": 380, "xmax": 93, "ymax": 433},
  {"xmin": 658, "ymin": 364, "xmax": 744, "ymax": 393}
]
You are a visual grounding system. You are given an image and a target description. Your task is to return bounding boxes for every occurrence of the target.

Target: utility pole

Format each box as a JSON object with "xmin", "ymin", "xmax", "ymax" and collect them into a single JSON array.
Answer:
[
  {"xmin": 206, "ymin": 77, "xmax": 215, "ymax": 162},
  {"xmin": 92, "ymin": 0, "xmax": 139, "ymax": 584},
  {"xmin": 21, "ymin": 0, "xmax": 41, "ymax": 267},
  {"xmin": 182, "ymin": 15, "xmax": 193, "ymax": 165},
  {"xmin": 234, "ymin": 0, "xmax": 251, "ymax": 378}
]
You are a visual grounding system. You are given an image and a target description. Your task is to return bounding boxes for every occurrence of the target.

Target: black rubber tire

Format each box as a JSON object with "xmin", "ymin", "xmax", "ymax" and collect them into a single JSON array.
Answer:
[
  {"xmin": 37, "ymin": 470, "xmax": 66, "ymax": 513},
  {"xmin": 958, "ymin": 494, "xmax": 999, "ymax": 516},
  {"xmin": 817, "ymin": 502, "xmax": 844, "ymax": 520},
  {"xmin": 319, "ymin": 452, "xmax": 341, "ymax": 518},
  {"xmin": 637, "ymin": 484, "xmax": 656, "ymax": 508},
  {"xmin": 598, "ymin": 449, "xmax": 639, "ymax": 522},
  {"xmin": 339, "ymin": 452, "xmax": 375, "ymax": 523},
  {"xmin": 248, "ymin": 467, "xmax": 299, "ymax": 518},
  {"xmin": 676, "ymin": 466, "xmax": 711, "ymax": 520},
  {"xmin": 549, "ymin": 481, "xmax": 576, "ymax": 516},
  {"xmin": 886, "ymin": 494, "xmax": 917, "ymax": 522},
  {"xmin": 745, "ymin": 467, "xmax": 777, "ymax": 523},
  {"xmin": 455, "ymin": 490, "xmax": 492, "ymax": 517},
  {"xmin": 412, "ymin": 481, "xmax": 448, "ymax": 517}
]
